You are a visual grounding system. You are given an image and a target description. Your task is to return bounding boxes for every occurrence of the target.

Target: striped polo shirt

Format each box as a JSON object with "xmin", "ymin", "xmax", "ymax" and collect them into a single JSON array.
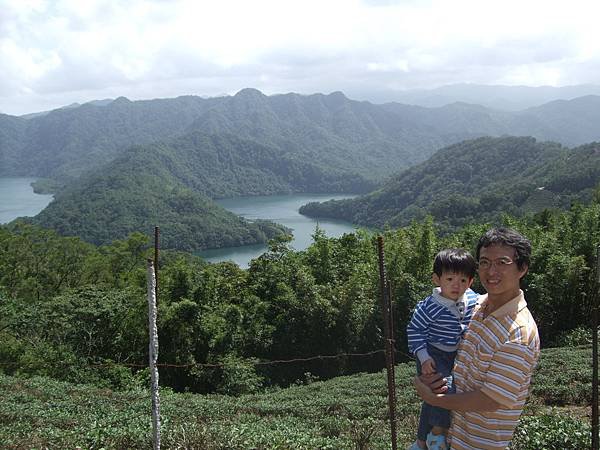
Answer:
[{"xmin": 449, "ymin": 290, "xmax": 539, "ymax": 450}]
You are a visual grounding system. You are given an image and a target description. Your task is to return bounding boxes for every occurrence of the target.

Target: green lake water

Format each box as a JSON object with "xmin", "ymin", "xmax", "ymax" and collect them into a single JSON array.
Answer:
[
  {"xmin": 0, "ymin": 177, "xmax": 53, "ymax": 224},
  {"xmin": 0, "ymin": 179, "xmax": 357, "ymax": 267},
  {"xmin": 198, "ymin": 194, "xmax": 357, "ymax": 267}
]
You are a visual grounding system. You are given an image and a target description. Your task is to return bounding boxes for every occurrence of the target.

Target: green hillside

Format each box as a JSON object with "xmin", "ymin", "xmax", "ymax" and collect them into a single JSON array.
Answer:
[
  {"xmin": 0, "ymin": 345, "xmax": 591, "ymax": 449},
  {"xmin": 3, "ymin": 90, "xmax": 600, "ymax": 254},
  {"xmin": 3, "ymin": 91, "xmax": 600, "ymax": 184},
  {"xmin": 26, "ymin": 129, "xmax": 380, "ymax": 249},
  {"xmin": 27, "ymin": 137, "xmax": 291, "ymax": 250},
  {"xmin": 0, "ymin": 114, "xmax": 27, "ymax": 176},
  {"xmin": 300, "ymin": 137, "xmax": 600, "ymax": 230}
]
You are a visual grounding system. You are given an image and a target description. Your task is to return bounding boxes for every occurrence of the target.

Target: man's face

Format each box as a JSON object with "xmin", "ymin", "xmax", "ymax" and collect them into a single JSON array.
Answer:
[{"xmin": 478, "ymin": 244, "xmax": 528, "ymax": 298}]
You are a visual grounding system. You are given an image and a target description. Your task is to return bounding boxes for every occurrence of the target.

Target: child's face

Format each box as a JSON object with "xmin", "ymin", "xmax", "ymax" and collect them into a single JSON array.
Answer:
[{"xmin": 432, "ymin": 271, "xmax": 473, "ymax": 301}]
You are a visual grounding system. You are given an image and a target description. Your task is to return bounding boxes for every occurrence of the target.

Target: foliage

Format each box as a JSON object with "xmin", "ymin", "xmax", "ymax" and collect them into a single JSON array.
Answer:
[
  {"xmin": 0, "ymin": 345, "xmax": 593, "ymax": 449},
  {"xmin": 510, "ymin": 413, "xmax": 590, "ymax": 450},
  {"xmin": 2, "ymin": 198, "xmax": 600, "ymax": 392},
  {"xmin": 301, "ymin": 137, "xmax": 600, "ymax": 231},
  {"xmin": 26, "ymin": 143, "xmax": 290, "ymax": 250}
]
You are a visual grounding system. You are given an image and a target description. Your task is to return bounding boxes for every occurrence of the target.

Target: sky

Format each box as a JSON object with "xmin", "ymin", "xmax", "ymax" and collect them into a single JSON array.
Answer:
[{"xmin": 1, "ymin": 0, "xmax": 599, "ymax": 115}]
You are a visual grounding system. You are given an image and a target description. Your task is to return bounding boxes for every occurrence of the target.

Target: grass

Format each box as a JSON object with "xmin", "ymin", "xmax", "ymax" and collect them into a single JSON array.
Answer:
[{"xmin": 0, "ymin": 346, "xmax": 593, "ymax": 449}]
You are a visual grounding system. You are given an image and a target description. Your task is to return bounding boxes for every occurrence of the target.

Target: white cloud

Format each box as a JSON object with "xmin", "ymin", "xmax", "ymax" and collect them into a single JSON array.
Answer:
[{"xmin": 0, "ymin": 0, "xmax": 599, "ymax": 114}]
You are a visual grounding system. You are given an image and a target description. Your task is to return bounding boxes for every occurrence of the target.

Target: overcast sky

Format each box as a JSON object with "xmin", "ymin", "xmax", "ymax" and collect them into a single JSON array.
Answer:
[{"xmin": 1, "ymin": 0, "xmax": 599, "ymax": 115}]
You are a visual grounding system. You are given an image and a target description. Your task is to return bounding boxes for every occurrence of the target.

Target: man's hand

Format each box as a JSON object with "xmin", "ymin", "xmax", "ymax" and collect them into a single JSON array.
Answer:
[
  {"xmin": 414, "ymin": 375, "xmax": 436, "ymax": 403},
  {"xmin": 414, "ymin": 372, "xmax": 450, "ymax": 407},
  {"xmin": 419, "ymin": 371, "xmax": 449, "ymax": 394},
  {"xmin": 421, "ymin": 358, "xmax": 436, "ymax": 375}
]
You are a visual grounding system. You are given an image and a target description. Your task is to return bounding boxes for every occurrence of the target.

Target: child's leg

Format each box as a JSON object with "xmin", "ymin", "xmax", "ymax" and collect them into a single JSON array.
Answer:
[
  {"xmin": 424, "ymin": 347, "xmax": 456, "ymax": 434},
  {"xmin": 430, "ymin": 425, "xmax": 448, "ymax": 436},
  {"xmin": 413, "ymin": 359, "xmax": 430, "ymax": 449},
  {"xmin": 416, "ymin": 402, "xmax": 431, "ymax": 446}
]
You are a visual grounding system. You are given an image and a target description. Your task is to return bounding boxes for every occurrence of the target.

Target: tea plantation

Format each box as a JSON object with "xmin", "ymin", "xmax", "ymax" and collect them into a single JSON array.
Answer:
[{"xmin": 0, "ymin": 345, "xmax": 592, "ymax": 449}]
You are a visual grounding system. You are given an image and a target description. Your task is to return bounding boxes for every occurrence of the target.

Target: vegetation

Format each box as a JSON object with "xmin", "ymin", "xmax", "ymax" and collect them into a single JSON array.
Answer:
[
  {"xmin": 2, "ymin": 194, "xmax": 600, "ymax": 394},
  {"xmin": 24, "ymin": 140, "xmax": 291, "ymax": 250},
  {"xmin": 4, "ymin": 90, "xmax": 600, "ymax": 182},
  {"xmin": 3, "ymin": 90, "xmax": 600, "ymax": 250},
  {"xmin": 3, "ymin": 91, "xmax": 600, "ymax": 448},
  {"xmin": 0, "ymin": 345, "xmax": 592, "ymax": 449},
  {"xmin": 301, "ymin": 137, "xmax": 600, "ymax": 231}
]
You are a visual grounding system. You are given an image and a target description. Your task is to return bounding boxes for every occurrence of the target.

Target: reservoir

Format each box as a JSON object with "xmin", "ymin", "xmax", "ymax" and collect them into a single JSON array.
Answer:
[
  {"xmin": 0, "ymin": 178, "xmax": 357, "ymax": 267},
  {"xmin": 199, "ymin": 194, "xmax": 357, "ymax": 267},
  {"xmin": 0, "ymin": 177, "xmax": 53, "ymax": 224}
]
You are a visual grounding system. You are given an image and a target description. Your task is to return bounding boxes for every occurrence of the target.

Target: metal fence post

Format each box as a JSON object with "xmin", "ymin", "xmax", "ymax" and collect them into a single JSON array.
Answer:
[
  {"xmin": 154, "ymin": 226, "xmax": 159, "ymax": 299},
  {"xmin": 377, "ymin": 236, "xmax": 397, "ymax": 450},
  {"xmin": 593, "ymin": 245, "xmax": 600, "ymax": 450},
  {"xmin": 147, "ymin": 259, "xmax": 161, "ymax": 450}
]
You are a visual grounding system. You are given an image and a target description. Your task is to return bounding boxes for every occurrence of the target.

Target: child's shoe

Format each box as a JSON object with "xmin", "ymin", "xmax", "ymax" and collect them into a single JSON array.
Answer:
[
  {"xmin": 407, "ymin": 442, "xmax": 424, "ymax": 450},
  {"xmin": 426, "ymin": 432, "xmax": 448, "ymax": 450}
]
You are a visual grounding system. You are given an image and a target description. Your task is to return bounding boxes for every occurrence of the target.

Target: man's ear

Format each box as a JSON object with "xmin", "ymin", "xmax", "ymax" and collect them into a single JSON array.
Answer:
[
  {"xmin": 432, "ymin": 273, "xmax": 440, "ymax": 286},
  {"xmin": 467, "ymin": 277, "xmax": 474, "ymax": 288},
  {"xmin": 518, "ymin": 264, "xmax": 529, "ymax": 280}
]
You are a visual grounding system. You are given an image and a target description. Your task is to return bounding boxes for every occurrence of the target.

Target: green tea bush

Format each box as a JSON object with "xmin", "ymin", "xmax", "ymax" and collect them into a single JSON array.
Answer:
[
  {"xmin": 555, "ymin": 326, "xmax": 592, "ymax": 347},
  {"xmin": 511, "ymin": 412, "xmax": 590, "ymax": 450}
]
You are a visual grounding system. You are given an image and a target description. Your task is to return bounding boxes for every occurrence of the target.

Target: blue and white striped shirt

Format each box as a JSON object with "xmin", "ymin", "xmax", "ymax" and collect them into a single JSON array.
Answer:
[{"xmin": 407, "ymin": 288, "xmax": 479, "ymax": 361}]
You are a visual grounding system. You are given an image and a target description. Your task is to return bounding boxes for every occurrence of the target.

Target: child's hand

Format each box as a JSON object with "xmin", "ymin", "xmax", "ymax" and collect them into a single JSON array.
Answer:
[{"xmin": 421, "ymin": 358, "xmax": 436, "ymax": 375}]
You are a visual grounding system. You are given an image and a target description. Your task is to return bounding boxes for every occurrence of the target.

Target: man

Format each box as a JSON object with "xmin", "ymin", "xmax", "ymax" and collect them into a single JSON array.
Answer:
[{"xmin": 414, "ymin": 227, "xmax": 540, "ymax": 449}]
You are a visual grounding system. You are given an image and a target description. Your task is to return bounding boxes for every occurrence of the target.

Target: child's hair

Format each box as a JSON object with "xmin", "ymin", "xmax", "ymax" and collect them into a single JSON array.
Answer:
[{"xmin": 433, "ymin": 248, "xmax": 476, "ymax": 278}]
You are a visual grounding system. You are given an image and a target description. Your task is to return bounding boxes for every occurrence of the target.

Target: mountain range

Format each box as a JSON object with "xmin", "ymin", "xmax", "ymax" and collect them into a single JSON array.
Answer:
[
  {"xmin": 300, "ymin": 136, "xmax": 600, "ymax": 231},
  {"xmin": 368, "ymin": 83, "xmax": 600, "ymax": 111},
  {"xmin": 2, "ymin": 89, "xmax": 600, "ymax": 250}
]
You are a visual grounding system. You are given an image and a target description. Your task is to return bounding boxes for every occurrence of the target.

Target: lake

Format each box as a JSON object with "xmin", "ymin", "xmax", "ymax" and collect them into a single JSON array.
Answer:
[
  {"xmin": 0, "ymin": 177, "xmax": 53, "ymax": 224},
  {"xmin": 0, "ymin": 179, "xmax": 356, "ymax": 267},
  {"xmin": 198, "ymin": 194, "xmax": 357, "ymax": 267}
]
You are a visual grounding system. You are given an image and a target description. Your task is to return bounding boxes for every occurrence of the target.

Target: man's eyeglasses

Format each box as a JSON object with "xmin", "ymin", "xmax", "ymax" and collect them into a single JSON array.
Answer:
[{"xmin": 477, "ymin": 257, "xmax": 515, "ymax": 270}]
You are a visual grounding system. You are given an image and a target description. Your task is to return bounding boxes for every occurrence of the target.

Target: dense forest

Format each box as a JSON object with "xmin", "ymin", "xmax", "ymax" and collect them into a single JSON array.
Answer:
[
  {"xmin": 23, "ymin": 131, "xmax": 372, "ymax": 249},
  {"xmin": 2, "ymin": 190, "xmax": 599, "ymax": 394},
  {"xmin": 3, "ymin": 91, "xmax": 600, "ymax": 183},
  {"xmin": 2, "ymin": 91, "xmax": 600, "ymax": 250},
  {"xmin": 301, "ymin": 136, "xmax": 600, "ymax": 231}
]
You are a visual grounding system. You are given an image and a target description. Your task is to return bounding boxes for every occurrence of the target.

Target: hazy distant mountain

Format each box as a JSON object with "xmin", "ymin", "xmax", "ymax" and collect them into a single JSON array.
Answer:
[
  {"xmin": 3, "ymin": 89, "xmax": 600, "ymax": 183},
  {"xmin": 300, "ymin": 136, "xmax": 600, "ymax": 230},
  {"xmin": 0, "ymin": 114, "xmax": 27, "ymax": 173},
  {"xmin": 3, "ymin": 89, "xmax": 600, "ymax": 249},
  {"xmin": 19, "ymin": 99, "xmax": 115, "ymax": 120},
  {"xmin": 383, "ymin": 83, "xmax": 600, "ymax": 111}
]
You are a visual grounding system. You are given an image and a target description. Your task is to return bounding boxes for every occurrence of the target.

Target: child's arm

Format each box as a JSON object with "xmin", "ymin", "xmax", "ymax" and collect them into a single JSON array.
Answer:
[
  {"xmin": 421, "ymin": 358, "xmax": 436, "ymax": 375},
  {"xmin": 407, "ymin": 298, "xmax": 435, "ymax": 365}
]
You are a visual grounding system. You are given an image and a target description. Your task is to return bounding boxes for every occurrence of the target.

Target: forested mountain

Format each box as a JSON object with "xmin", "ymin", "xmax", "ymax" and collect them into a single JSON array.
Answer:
[
  {"xmin": 300, "ymin": 136, "xmax": 600, "ymax": 230},
  {"xmin": 0, "ymin": 114, "xmax": 27, "ymax": 175},
  {"xmin": 1, "ymin": 96, "xmax": 221, "ymax": 179},
  {"xmin": 26, "ymin": 134, "xmax": 297, "ymax": 250},
  {"xmin": 3, "ymin": 90, "xmax": 600, "ymax": 249},
  {"xmin": 3, "ymin": 90, "xmax": 600, "ymax": 183}
]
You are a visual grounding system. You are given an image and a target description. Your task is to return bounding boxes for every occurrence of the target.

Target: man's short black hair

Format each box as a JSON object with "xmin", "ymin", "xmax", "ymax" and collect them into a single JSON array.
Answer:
[
  {"xmin": 433, "ymin": 248, "xmax": 477, "ymax": 278},
  {"xmin": 476, "ymin": 227, "xmax": 531, "ymax": 270}
]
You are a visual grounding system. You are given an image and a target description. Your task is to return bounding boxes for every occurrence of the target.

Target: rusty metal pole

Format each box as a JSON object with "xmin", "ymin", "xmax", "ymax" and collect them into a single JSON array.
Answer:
[
  {"xmin": 593, "ymin": 245, "xmax": 600, "ymax": 450},
  {"xmin": 377, "ymin": 236, "xmax": 397, "ymax": 450}
]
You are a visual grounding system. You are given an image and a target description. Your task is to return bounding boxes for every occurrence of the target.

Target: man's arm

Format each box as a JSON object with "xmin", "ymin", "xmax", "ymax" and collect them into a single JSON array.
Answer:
[{"xmin": 414, "ymin": 376, "xmax": 501, "ymax": 412}]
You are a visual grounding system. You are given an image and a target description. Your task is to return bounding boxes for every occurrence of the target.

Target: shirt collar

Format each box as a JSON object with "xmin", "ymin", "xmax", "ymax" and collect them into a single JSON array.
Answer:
[
  {"xmin": 432, "ymin": 287, "xmax": 466, "ymax": 307},
  {"xmin": 479, "ymin": 290, "xmax": 526, "ymax": 318}
]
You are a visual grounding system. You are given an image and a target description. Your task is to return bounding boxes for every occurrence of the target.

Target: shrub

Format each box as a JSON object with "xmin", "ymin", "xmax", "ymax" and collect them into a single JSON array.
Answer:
[{"xmin": 510, "ymin": 412, "xmax": 590, "ymax": 450}]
